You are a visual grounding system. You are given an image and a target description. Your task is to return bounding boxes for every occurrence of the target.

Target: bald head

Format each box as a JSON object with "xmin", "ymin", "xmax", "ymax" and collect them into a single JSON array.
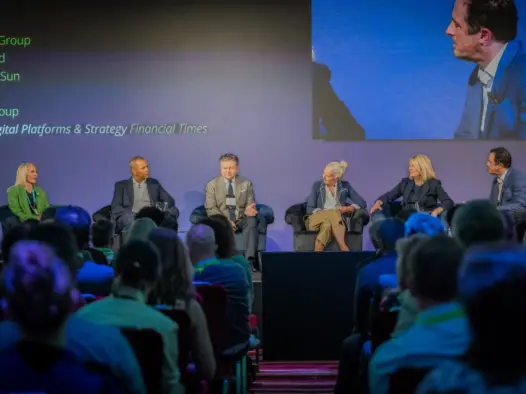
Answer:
[{"xmin": 186, "ymin": 224, "xmax": 217, "ymax": 264}]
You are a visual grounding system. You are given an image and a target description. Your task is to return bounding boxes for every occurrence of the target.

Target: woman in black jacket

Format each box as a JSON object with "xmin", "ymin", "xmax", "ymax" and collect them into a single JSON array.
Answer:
[{"xmin": 370, "ymin": 154, "xmax": 454, "ymax": 222}]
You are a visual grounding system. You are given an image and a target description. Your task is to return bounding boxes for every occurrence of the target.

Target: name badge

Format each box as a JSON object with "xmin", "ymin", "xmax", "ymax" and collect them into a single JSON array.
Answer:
[{"xmin": 226, "ymin": 197, "xmax": 236, "ymax": 206}]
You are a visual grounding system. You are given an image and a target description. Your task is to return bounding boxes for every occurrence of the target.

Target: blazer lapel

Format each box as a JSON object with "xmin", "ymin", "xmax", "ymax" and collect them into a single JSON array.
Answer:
[
  {"xmin": 338, "ymin": 181, "xmax": 347, "ymax": 205},
  {"xmin": 402, "ymin": 181, "xmax": 413, "ymax": 203},
  {"xmin": 319, "ymin": 183, "xmax": 326, "ymax": 207},
  {"xmin": 146, "ymin": 179, "xmax": 156, "ymax": 203},
  {"xmin": 419, "ymin": 182, "xmax": 430, "ymax": 202},
  {"xmin": 126, "ymin": 179, "xmax": 134, "ymax": 204},
  {"xmin": 235, "ymin": 176, "xmax": 242, "ymax": 208},
  {"xmin": 489, "ymin": 178, "xmax": 498, "ymax": 201}
]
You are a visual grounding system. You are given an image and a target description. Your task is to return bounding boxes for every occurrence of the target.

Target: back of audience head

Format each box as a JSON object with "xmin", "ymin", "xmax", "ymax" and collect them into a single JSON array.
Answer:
[
  {"xmin": 459, "ymin": 244, "xmax": 526, "ymax": 385},
  {"xmin": 135, "ymin": 206, "xmax": 165, "ymax": 226},
  {"xmin": 29, "ymin": 223, "xmax": 79, "ymax": 273},
  {"xmin": 452, "ymin": 199, "xmax": 505, "ymax": 247},
  {"xmin": 186, "ymin": 224, "xmax": 217, "ymax": 265},
  {"xmin": 395, "ymin": 234, "xmax": 429, "ymax": 290},
  {"xmin": 54, "ymin": 206, "xmax": 91, "ymax": 251},
  {"xmin": 407, "ymin": 235, "xmax": 464, "ymax": 308},
  {"xmin": 115, "ymin": 240, "xmax": 160, "ymax": 293},
  {"xmin": 445, "ymin": 203, "xmax": 464, "ymax": 229},
  {"xmin": 91, "ymin": 219, "xmax": 114, "ymax": 249},
  {"xmin": 148, "ymin": 228, "xmax": 195, "ymax": 305},
  {"xmin": 405, "ymin": 212, "xmax": 446, "ymax": 237},
  {"xmin": 370, "ymin": 218, "xmax": 405, "ymax": 254},
  {"xmin": 125, "ymin": 217, "xmax": 157, "ymax": 243},
  {"xmin": 2, "ymin": 241, "xmax": 73, "ymax": 338},
  {"xmin": 1, "ymin": 221, "xmax": 39, "ymax": 262},
  {"xmin": 200, "ymin": 215, "xmax": 237, "ymax": 259}
]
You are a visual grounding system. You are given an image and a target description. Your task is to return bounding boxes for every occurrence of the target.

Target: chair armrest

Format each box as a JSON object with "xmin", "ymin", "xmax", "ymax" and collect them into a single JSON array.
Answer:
[
  {"xmin": 189, "ymin": 205, "xmax": 207, "ymax": 225},
  {"xmin": 344, "ymin": 208, "xmax": 370, "ymax": 233},
  {"xmin": 256, "ymin": 204, "xmax": 274, "ymax": 225},
  {"xmin": 285, "ymin": 203, "xmax": 307, "ymax": 232}
]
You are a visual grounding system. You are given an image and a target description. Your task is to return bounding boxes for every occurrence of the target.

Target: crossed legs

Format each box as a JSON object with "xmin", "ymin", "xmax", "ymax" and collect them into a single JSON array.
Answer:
[{"xmin": 306, "ymin": 209, "xmax": 349, "ymax": 251}]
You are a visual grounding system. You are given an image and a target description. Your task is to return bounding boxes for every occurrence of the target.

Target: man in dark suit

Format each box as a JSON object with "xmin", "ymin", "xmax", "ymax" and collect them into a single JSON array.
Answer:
[
  {"xmin": 486, "ymin": 147, "xmax": 526, "ymax": 241},
  {"xmin": 110, "ymin": 156, "xmax": 177, "ymax": 236},
  {"xmin": 312, "ymin": 48, "xmax": 366, "ymax": 141},
  {"xmin": 447, "ymin": 0, "xmax": 526, "ymax": 139}
]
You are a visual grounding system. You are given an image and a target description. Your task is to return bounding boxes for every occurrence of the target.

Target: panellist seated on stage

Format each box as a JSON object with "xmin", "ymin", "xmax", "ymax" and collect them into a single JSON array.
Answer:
[
  {"xmin": 486, "ymin": 147, "xmax": 526, "ymax": 242},
  {"xmin": 5, "ymin": 162, "xmax": 50, "ymax": 230},
  {"xmin": 303, "ymin": 160, "xmax": 368, "ymax": 252},
  {"xmin": 204, "ymin": 153, "xmax": 270, "ymax": 269},
  {"xmin": 109, "ymin": 156, "xmax": 178, "ymax": 239},
  {"xmin": 370, "ymin": 154, "xmax": 454, "ymax": 222}
]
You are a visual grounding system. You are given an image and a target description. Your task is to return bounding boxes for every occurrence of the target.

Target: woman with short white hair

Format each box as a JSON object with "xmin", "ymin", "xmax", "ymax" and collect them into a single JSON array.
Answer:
[{"xmin": 305, "ymin": 160, "xmax": 367, "ymax": 251}]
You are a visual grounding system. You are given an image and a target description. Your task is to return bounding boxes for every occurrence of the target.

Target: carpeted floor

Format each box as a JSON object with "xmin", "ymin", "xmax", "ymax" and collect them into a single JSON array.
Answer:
[{"xmin": 251, "ymin": 358, "xmax": 337, "ymax": 393}]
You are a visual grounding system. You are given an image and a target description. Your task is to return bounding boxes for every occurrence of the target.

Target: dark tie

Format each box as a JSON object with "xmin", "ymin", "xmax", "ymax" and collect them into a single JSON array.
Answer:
[{"xmin": 227, "ymin": 181, "xmax": 236, "ymax": 220}]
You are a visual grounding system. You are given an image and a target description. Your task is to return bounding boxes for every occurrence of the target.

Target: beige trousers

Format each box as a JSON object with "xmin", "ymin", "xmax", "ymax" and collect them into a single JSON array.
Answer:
[{"xmin": 305, "ymin": 209, "xmax": 346, "ymax": 249}]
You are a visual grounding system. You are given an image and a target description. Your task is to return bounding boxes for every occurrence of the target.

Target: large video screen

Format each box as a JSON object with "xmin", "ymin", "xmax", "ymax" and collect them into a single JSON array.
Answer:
[{"xmin": 312, "ymin": 0, "xmax": 526, "ymax": 140}]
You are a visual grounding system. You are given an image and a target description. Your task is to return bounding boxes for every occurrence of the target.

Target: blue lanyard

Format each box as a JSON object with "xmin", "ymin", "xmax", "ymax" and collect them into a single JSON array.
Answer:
[{"xmin": 26, "ymin": 188, "xmax": 37, "ymax": 209}]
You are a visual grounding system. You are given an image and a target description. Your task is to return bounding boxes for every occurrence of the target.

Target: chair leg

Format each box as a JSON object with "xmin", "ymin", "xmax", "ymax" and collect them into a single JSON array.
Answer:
[
  {"xmin": 255, "ymin": 347, "xmax": 260, "ymax": 372},
  {"xmin": 235, "ymin": 360, "xmax": 242, "ymax": 394},
  {"xmin": 241, "ymin": 355, "xmax": 247, "ymax": 392}
]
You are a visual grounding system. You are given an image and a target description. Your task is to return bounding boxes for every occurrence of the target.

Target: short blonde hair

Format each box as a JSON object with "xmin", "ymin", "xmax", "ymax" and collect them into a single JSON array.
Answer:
[
  {"xmin": 324, "ymin": 160, "xmax": 348, "ymax": 180},
  {"xmin": 409, "ymin": 154, "xmax": 436, "ymax": 182},
  {"xmin": 14, "ymin": 162, "xmax": 36, "ymax": 187}
]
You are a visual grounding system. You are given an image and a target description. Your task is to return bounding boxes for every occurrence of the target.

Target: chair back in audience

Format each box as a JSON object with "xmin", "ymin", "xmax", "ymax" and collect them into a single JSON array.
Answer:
[
  {"xmin": 121, "ymin": 328, "xmax": 164, "ymax": 394},
  {"xmin": 370, "ymin": 287, "xmax": 399, "ymax": 352},
  {"xmin": 0, "ymin": 341, "xmax": 125, "ymax": 394},
  {"xmin": 389, "ymin": 367, "xmax": 432, "ymax": 394},
  {"xmin": 160, "ymin": 309, "xmax": 192, "ymax": 384},
  {"xmin": 195, "ymin": 284, "xmax": 228, "ymax": 352}
]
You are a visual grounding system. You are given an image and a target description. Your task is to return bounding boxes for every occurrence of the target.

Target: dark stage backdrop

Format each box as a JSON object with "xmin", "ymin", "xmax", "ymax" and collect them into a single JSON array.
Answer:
[{"xmin": 1, "ymin": 3, "xmax": 525, "ymax": 251}]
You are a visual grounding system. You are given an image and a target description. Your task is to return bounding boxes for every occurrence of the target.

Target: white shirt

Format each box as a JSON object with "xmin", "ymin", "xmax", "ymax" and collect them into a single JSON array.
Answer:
[{"xmin": 478, "ymin": 44, "xmax": 507, "ymax": 132}]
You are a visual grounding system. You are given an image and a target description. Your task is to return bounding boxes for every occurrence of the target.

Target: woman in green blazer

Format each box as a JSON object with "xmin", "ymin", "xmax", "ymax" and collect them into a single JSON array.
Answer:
[{"xmin": 7, "ymin": 162, "xmax": 50, "ymax": 222}]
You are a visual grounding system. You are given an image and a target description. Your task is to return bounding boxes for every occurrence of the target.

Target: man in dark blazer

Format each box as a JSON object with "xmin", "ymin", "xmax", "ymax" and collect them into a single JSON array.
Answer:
[
  {"xmin": 447, "ymin": 0, "xmax": 526, "ymax": 139},
  {"xmin": 110, "ymin": 156, "xmax": 177, "ymax": 236},
  {"xmin": 487, "ymin": 147, "xmax": 526, "ymax": 211},
  {"xmin": 312, "ymin": 48, "xmax": 366, "ymax": 141}
]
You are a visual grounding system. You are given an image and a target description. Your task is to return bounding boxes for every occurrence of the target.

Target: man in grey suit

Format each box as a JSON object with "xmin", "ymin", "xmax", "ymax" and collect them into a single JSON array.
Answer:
[
  {"xmin": 110, "ymin": 156, "xmax": 178, "ymax": 237},
  {"xmin": 205, "ymin": 153, "xmax": 263, "ymax": 268}
]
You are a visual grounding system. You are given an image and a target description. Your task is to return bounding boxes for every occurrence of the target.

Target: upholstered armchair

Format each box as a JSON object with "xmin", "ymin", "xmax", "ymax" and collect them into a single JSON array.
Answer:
[
  {"xmin": 189, "ymin": 204, "xmax": 275, "ymax": 253},
  {"xmin": 285, "ymin": 202, "xmax": 370, "ymax": 251}
]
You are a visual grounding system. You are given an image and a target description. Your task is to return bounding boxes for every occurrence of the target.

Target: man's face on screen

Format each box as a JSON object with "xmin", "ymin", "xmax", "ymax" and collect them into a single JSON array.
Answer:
[
  {"xmin": 220, "ymin": 160, "xmax": 238, "ymax": 180},
  {"xmin": 446, "ymin": 1, "xmax": 481, "ymax": 61},
  {"xmin": 132, "ymin": 159, "xmax": 149, "ymax": 181}
]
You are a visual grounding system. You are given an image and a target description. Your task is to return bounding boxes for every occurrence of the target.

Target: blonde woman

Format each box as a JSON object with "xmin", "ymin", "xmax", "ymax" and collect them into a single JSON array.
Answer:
[
  {"xmin": 370, "ymin": 154, "xmax": 454, "ymax": 221},
  {"xmin": 306, "ymin": 160, "xmax": 367, "ymax": 251},
  {"xmin": 7, "ymin": 162, "xmax": 50, "ymax": 222}
]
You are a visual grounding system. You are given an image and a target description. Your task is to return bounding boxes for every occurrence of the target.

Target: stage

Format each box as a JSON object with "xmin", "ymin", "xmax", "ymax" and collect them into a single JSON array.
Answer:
[{"xmin": 252, "ymin": 250, "xmax": 375, "ymax": 362}]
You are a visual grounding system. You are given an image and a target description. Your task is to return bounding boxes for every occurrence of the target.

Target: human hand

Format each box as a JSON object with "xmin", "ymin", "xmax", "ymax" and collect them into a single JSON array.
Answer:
[
  {"xmin": 229, "ymin": 220, "xmax": 237, "ymax": 231},
  {"xmin": 339, "ymin": 206, "xmax": 355, "ymax": 214},
  {"xmin": 244, "ymin": 203, "xmax": 258, "ymax": 217},
  {"xmin": 370, "ymin": 200, "xmax": 383, "ymax": 214},
  {"xmin": 431, "ymin": 207, "xmax": 443, "ymax": 217}
]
